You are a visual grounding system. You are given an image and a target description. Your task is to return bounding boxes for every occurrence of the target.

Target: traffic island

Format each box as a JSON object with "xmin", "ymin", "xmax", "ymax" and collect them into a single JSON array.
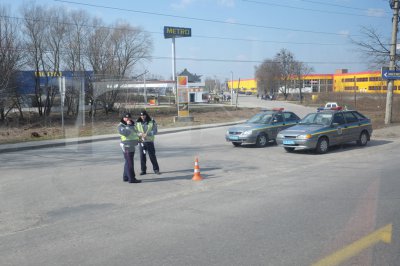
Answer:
[{"xmin": 174, "ymin": 116, "xmax": 194, "ymax": 123}]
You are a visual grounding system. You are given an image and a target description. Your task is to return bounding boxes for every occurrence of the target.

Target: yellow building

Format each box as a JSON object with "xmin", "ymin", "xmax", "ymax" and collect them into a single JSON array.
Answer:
[
  {"xmin": 228, "ymin": 70, "xmax": 400, "ymax": 94},
  {"xmin": 334, "ymin": 70, "xmax": 399, "ymax": 94},
  {"xmin": 228, "ymin": 78, "xmax": 257, "ymax": 94}
]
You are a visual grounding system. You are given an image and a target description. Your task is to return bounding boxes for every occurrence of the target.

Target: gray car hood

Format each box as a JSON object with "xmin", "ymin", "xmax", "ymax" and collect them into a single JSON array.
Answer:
[
  {"xmin": 228, "ymin": 123, "xmax": 269, "ymax": 132},
  {"xmin": 280, "ymin": 124, "xmax": 327, "ymax": 135}
]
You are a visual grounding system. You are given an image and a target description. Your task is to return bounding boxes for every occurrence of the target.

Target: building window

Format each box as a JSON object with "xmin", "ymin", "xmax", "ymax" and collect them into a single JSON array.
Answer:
[
  {"xmin": 344, "ymin": 86, "xmax": 358, "ymax": 91},
  {"xmin": 369, "ymin": 77, "xmax": 382, "ymax": 81},
  {"xmin": 368, "ymin": 86, "xmax": 381, "ymax": 90}
]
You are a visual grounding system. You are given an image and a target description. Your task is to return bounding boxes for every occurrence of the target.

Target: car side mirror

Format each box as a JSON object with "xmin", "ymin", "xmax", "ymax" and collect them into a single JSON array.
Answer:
[{"xmin": 332, "ymin": 122, "xmax": 339, "ymax": 127}]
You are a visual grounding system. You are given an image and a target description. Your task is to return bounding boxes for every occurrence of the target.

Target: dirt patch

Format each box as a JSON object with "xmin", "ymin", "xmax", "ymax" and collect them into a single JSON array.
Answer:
[
  {"xmin": 1, "ymin": 95, "xmax": 400, "ymax": 144},
  {"xmin": 0, "ymin": 106, "xmax": 261, "ymax": 144}
]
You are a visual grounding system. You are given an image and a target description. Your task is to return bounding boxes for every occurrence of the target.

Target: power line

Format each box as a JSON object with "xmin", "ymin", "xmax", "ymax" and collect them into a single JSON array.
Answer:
[
  {"xmin": 0, "ymin": 15, "xmax": 347, "ymax": 46},
  {"xmin": 298, "ymin": 0, "xmax": 387, "ymax": 12},
  {"xmin": 150, "ymin": 56, "xmax": 366, "ymax": 65},
  {"xmin": 241, "ymin": 0, "xmax": 389, "ymax": 18},
  {"xmin": 193, "ymin": 34, "xmax": 344, "ymax": 46},
  {"xmin": 3, "ymin": 46, "xmax": 366, "ymax": 65},
  {"xmin": 53, "ymin": 0, "xmax": 360, "ymax": 37}
]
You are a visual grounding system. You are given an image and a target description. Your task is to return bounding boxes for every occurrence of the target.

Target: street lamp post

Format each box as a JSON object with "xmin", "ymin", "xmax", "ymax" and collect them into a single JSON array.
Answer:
[
  {"xmin": 143, "ymin": 71, "xmax": 147, "ymax": 106},
  {"xmin": 230, "ymin": 71, "xmax": 233, "ymax": 106},
  {"xmin": 353, "ymin": 76, "xmax": 357, "ymax": 109}
]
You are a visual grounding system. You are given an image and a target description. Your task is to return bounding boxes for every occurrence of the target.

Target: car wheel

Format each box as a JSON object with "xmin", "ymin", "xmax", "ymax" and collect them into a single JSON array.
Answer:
[
  {"xmin": 284, "ymin": 147, "xmax": 295, "ymax": 152},
  {"xmin": 232, "ymin": 142, "xmax": 242, "ymax": 147},
  {"xmin": 315, "ymin": 137, "xmax": 329, "ymax": 154},
  {"xmin": 357, "ymin": 131, "xmax": 369, "ymax": 146},
  {"xmin": 256, "ymin": 134, "xmax": 268, "ymax": 147}
]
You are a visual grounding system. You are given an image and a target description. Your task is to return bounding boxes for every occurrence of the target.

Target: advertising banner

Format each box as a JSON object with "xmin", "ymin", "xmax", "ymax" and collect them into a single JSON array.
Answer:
[{"xmin": 177, "ymin": 76, "xmax": 189, "ymax": 117}]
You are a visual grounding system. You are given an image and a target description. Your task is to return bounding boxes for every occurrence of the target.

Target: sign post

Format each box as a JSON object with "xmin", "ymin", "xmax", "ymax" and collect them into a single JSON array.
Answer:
[
  {"xmin": 164, "ymin": 26, "xmax": 192, "ymax": 122},
  {"xmin": 58, "ymin": 76, "xmax": 66, "ymax": 136}
]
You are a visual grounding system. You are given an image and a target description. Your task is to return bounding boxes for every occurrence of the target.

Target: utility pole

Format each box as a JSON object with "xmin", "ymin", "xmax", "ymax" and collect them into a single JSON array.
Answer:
[
  {"xmin": 385, "ymin": 0, "xmax": 399, "ymax": 124},
  {"xmin": 143, "ymin": 70, "xmax": 147, "ymax": 106},
  {"xmin": 230, "ymin": 71, "xmax": 233, "ymax": 106},
  {"xmin": 353, "ymin": 75, "xmax": 357, "ymax": 109}
]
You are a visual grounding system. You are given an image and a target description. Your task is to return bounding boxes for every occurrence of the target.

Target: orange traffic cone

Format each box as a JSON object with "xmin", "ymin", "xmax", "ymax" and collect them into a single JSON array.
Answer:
[{"xmin": 192, "ymin": 157, "xmax": 203, "ymax": 181}]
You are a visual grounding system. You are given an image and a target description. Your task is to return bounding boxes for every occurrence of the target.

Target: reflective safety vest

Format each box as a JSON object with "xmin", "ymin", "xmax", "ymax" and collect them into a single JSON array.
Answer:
[
  {"xmin": 120, "ymin": 126, "xmax": 139, "ymax": 142},
  {"xmin": 136, "ymin": 121, "xmax": 155, "ymax": 142}
]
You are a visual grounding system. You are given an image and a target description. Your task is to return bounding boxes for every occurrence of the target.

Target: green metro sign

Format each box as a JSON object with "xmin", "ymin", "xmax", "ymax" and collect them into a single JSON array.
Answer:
[{"xmin": 164, "ymin": 26, "xmax": 192, "ymax": 39}]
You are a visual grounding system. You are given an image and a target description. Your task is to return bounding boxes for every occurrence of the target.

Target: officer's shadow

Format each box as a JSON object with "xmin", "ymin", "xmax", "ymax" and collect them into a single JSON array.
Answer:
[{"xmin": 141, "ymin": 167, "xmax": 220, "ymax": 182}]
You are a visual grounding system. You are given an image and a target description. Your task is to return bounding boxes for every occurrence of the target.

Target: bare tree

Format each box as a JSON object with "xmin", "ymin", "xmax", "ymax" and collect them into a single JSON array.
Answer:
[
  {"xmin": 275, "ymin": 49, "xmax": 296, "ymax": 100},
  {"xmin": 255, "ymin": 59, "xmax": 281, "ymax": 98},
  {"xmin": 0, "ymin": 6, "xmax": 24, "ymax": 121},
  {"xmin": 86, "ymin": 20, "xmax": 153, "ymax": 114},
  {"xmin": 204, "ymin": 77, "xmax": 221, "ymax": 93},
  {"xmin": 292, "ymin": 61, "xmax": 314, "ymax": 103},
  {"xmin": 110, "ymin": 23, "xmax": 152, "ymax": 78},
  {"xmin": 349, "ymin": 26, "xmax": 394, "ymax": 70},
  {"xmin": 64, "ymin": 10, "xmax": 90, "ymax": 116},
  {"xmin": 42, "ymin": 7, "xmax": 69, "ymax": 116},
  {"xmin": 86, "ymin": 19, "xmax": 114, "ymax": 114},
  {"xmin": 21, "ymin": 3, "xmax": 49, "ymax": 117}
]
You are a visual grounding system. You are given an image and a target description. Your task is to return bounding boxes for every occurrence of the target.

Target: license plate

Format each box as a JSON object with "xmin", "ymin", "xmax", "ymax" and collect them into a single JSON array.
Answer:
[
  {"xmin": 229, "ymin": 136, "xmax": 239, "ymax": 140},
  {"xmin": 283, "ymin": 140, "xmax": 295, "ymax": 145}
]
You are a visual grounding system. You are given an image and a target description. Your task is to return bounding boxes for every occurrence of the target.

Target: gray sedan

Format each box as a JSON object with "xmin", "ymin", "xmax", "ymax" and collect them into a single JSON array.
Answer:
[
  {"xmin": 226, "ymin": 109, "xmax": 300, "ymax": 147},
  {"xmin": 276, "ymin": 109, "xmax": 373, "ymax": 154}
]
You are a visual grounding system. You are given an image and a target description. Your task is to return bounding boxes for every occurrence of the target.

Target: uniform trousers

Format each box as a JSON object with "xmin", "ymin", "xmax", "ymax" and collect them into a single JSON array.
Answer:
[
  {"xmin": 139, "ymin": 142, "xmax": 159, "ymax": 173},
  {"xmin": 123, "ymin": 150, "xmax": 136, "ymax": 182}
]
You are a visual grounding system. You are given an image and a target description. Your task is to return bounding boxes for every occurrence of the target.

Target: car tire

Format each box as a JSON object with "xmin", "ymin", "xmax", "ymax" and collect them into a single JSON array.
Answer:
[
  {"xmin": 256, "ymin": 134, "xmax": 268, "ymax": 147},
  {"xmin": 315, "ymin": 137, "xmax": 329, "ymax": 154},
  {"xmin": 284, "ymin": 147, "xmax": 295, "ymax": 152},
  {"xmin": 357, "ymin": 131, "xmax": 369, "ymax": 146},
  {"xmin": 232, "ymin": 142, "xmax": 242, "ymax": 147}
]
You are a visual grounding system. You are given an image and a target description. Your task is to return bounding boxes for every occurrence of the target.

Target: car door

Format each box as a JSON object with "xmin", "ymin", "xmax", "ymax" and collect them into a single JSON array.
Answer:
[
  {"xmin": 342, "ymin": 111, "xmax": 361, "ymax": 142},
  {"xmin": 283, "ymin": 112, "xmax": 300, "ymax": 128},
  {"xmin": 331, "ymin": 112, "xmax": 346, "ymax": 145},
  {"xmin": 271, "ymin": 113, "xmax": 284, "ymax": 139}
]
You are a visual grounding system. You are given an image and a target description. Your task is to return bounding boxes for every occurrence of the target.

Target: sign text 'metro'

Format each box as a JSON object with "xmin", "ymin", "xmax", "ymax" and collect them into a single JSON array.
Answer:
[{"xmin": 164, "ymin": 26, "xmax": 192, "ymax": 39}]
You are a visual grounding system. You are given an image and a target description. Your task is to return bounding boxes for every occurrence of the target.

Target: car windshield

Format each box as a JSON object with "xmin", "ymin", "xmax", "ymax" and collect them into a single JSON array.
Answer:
[
  {"xmin": 247, "ymin": 113, "xmax": 273, "ymax": 124},
  {"xmin": 300, "ymin": 113, "xmax": 332, "ymax": 125}
]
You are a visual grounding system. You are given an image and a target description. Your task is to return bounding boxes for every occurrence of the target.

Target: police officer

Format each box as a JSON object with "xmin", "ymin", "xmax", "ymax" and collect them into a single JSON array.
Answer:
[
  {"xmin": 118, "ymin": 112, "xmax": 141, "ymax": 183},
  {"xmin": 136, "ymin": 110, "xmax": 160, "ymax": 175}
]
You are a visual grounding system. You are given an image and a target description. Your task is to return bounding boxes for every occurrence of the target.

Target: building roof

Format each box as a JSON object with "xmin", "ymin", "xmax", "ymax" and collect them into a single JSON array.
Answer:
[{"xmin": 178, "ymin": 68, "xmax": 202, "ymax": 83}]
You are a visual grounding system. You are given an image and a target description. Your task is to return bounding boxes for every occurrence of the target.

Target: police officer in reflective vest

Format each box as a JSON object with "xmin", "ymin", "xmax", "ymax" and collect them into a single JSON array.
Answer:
[
  {"xmin": 136, "ymin": 110, "xmax": 160, "ymax": 175},
  {"xmin": 118, "ymin": 112, "xmax": 141, "ymax": 183}
]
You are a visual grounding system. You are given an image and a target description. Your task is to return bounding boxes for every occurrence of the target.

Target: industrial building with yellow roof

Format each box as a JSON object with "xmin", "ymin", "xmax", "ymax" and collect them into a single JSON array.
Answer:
[{"xmin": 228, "ymin": 69, "xmax": 400, "ymax": 95}]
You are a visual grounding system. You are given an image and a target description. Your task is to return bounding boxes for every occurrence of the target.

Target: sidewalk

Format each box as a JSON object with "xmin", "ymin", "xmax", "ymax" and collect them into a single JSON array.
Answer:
[{"xmin": 0, "ymin": 120, "xmax": 244, "ymax": 154}]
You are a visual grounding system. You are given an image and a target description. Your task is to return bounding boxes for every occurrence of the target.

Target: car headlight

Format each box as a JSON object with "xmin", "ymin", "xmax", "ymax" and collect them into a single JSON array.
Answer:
[
  {"xmin": 241, "ymin": 130, "xmax": 253, "ymax": 137},
  {"xmin": 277, "ymin": 133, "xmax": 283, "ymax": 138},
  {"xmin": 297, "ymin": 134, "xmax": 312, "ymax": 139}
]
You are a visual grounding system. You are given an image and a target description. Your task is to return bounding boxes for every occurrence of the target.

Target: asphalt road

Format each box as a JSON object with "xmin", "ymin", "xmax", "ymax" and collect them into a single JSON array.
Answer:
[{"xmin": 1, "ymin": 97, "xmax": 399, "ymax": 266}]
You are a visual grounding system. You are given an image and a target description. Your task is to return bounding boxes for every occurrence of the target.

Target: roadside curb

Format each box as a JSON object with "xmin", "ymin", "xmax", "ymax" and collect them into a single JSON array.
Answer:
[{"xmin": 0, "ymin": 120, "xmax": 245, "ymax": 154}]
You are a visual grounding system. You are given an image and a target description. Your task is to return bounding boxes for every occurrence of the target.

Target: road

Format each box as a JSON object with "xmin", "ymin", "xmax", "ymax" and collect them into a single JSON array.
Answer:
[
  {"xmin": 0, "ymin": 97, "xmax": 399, "ymax": 266},
  {"xmin": 236, "ymin": 94, "xmax": 316, "ymax": 118}
]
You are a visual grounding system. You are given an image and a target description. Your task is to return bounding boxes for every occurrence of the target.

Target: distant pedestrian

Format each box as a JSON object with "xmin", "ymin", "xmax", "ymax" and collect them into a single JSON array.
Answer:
[
  {"xmin": 136, "ymin": 110, "xmax": 160, "ymax": 175},
  {"xmin": 117, "ymin": 112, "xmax": 141, "ymax": 183}
]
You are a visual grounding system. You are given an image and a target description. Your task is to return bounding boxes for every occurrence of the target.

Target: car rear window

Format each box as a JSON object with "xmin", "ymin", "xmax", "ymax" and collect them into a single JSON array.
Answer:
[
  {"xmin": 343, "ymin": 112, "xmax": 359, "ymax": 123},
  {"xmin": 284, "ymin": 112, "xmax": 299, "ymax": 121},
  {"xmin": 352, "ymin": 111, "xmax": 367, "ymax": 120},
  {"xmin": 333, "ymin": 113, "xmax": 346, "ymax": 125}
]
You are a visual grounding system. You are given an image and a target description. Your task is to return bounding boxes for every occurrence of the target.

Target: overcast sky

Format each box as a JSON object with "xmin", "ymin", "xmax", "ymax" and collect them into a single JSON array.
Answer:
[{"xmin": 2, "ymin": 0, "xmax": 393, "ymax": 81}]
